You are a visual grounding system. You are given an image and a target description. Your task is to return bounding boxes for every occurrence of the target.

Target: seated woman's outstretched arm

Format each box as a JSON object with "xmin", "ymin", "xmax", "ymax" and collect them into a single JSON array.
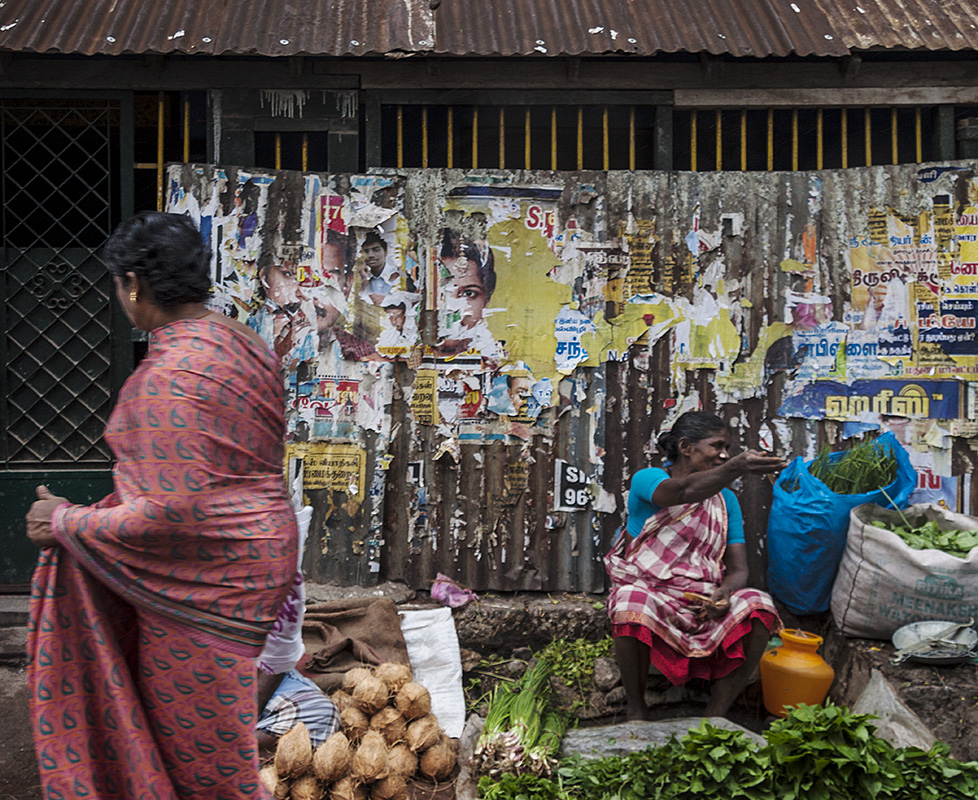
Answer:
[{"xmin": 652, "ymin": 449, "xmax": 785, "ymax": 507}]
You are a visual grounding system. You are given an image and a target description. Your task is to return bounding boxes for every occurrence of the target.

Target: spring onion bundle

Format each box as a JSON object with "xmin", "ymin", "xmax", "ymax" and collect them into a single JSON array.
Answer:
[
  {"xmin": 787, "ymin": 437, "xmax": 897, "ymax": 495},
  {"xmin": 472, "ymin": 655, "xmax": 571, "ymax": 778}
]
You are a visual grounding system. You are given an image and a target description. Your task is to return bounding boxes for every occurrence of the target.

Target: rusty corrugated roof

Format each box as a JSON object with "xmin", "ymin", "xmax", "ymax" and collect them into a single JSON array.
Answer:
[
  {"xmin": 433, "ymin": 0, "xmax": 847, "ymax": 57},
  {"xmin": 1, "ymin": 0, "xmax": 977, "ymax": 58},
  {"xmin": 0, "ymin": 0, "xmax": 435, "ymax": 57}
]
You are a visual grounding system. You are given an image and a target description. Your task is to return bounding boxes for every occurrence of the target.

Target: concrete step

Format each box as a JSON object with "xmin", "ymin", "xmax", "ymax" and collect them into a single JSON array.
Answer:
[
  {"xmin": 0, "ymin": 596, "xmax": 30, "ymax": 664},
  {"xmin": 0, "ymin": 595, "xmax": 29, "ymax": 627}
]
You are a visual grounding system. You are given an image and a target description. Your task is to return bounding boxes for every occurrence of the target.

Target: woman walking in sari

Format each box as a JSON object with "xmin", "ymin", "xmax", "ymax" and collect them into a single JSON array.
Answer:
[
  {"xmin": 25, "ymin": 212, "xmax": 298, "ymax": 799},
  {"xmin": 605, "ymin": 411, "xmax": 785, "ymax": 721}
]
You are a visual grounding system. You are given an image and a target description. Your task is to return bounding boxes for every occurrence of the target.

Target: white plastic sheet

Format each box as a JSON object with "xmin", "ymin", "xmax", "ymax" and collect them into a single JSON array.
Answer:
[{"xmin": 398, "ymin": 607, "xmax": 466, "ymax": 737}]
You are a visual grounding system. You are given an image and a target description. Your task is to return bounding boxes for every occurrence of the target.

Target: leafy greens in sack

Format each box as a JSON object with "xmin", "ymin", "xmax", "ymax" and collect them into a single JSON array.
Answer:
[
  {"xmin": 767, "ymin": 431, "xmax": 916, "ymax": 616},
  {"xmin": 871, "ymin": 516, "xmax": 978, "ymax": 559}
]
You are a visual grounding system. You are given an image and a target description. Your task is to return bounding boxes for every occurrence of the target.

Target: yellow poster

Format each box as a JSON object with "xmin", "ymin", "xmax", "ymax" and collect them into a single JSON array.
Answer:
[
  {"xmin": 285, "ymin": 442, "xmax": 366, "ymax": 503},
  {"xmin": 410, "ymin": 370, "xmax": 440, "ymax": 425},
  {"xmin": 846, "ymin": 204, "xmax": 978, "ymax": 379}
]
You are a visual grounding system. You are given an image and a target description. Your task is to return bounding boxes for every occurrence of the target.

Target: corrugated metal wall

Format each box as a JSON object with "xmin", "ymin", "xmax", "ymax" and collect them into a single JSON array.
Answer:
[{"xmin": 169, "ymin": 162, "xmax": 978, "ymax": 594}]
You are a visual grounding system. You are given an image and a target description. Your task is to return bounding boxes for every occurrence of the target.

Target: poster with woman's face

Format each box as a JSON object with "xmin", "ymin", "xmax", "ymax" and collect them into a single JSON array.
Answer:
[{"xmin": 434, "ymin": 227, "xmax": 502, "ymax": 363}]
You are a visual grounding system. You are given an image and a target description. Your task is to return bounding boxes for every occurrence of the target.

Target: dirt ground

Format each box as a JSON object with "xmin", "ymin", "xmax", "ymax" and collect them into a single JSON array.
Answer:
[{"xmin": 0, "ymin": 665, "xmax": 41, "ymax": 800}]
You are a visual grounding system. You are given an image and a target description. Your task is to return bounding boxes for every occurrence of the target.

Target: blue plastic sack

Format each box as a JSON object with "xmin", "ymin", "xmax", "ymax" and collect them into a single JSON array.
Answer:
[{"xmin": 766, "ymin": 431, "xmax": 916, "ymax": 616}]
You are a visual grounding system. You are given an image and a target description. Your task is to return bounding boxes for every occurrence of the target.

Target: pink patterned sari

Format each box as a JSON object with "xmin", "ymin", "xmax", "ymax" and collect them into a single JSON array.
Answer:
[
  {"xmin": 28, "ymin": 318, "xmax": 298, "ymax": 800},
  {"xmin": 605, "ymin": 493, "xmax": 780, "ymax": 685}
]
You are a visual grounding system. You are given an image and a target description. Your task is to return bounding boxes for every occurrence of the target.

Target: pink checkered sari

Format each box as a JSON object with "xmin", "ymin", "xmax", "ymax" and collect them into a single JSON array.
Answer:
[{"xmin": 605, "ymin": 493, "xmax": 780, "ymax": 684}]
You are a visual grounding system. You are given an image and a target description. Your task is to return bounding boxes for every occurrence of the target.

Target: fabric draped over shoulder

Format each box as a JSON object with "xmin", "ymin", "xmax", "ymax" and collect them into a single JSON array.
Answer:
[
  {"xmin": 604, "ymin": 493, "xmax": 780, "ymax": 685},
  {"xmin": 28, "ymin": 318, "xmax": 298, "ymax": 800}
]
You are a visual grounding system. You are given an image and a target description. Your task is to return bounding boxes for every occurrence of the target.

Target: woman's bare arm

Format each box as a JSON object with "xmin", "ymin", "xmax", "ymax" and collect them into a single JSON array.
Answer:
[{"xmin": 651, "ymin": 450, "xmax": 785, "ymax": 507}]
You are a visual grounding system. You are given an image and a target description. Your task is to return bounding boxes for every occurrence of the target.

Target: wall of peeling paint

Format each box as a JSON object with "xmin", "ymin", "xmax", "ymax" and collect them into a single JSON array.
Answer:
[{"xmin": 167, "ymin": 161, "xmax": 978, "ymax": 593}]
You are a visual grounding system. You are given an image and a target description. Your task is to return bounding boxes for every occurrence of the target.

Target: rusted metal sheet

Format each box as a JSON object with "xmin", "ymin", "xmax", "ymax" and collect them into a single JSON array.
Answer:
[
  {"xmin": 167, "ymin": 162, "xmax": 978, "ymax": 594},
  {"xmin": 2, "ymin": 0, "xmax": 978, "ymax": 58},
  {"xmin": 813, "ymin": 0, "xmax": 978, "ymax": 53},
  {"xmin": 433, "ymin": 0, "xmax": 845, "ymax": 57},
  {"xmin": 0, "ymin": 0, "xmax": 435, "ymax": 57}
]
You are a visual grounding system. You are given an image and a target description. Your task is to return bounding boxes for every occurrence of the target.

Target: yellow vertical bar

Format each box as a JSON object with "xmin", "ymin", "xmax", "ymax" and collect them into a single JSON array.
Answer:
[
  {"xmin": 499, "ymin": 107, "xmax": 505, "ymax": 169},
  {"xmin": 766, "ymin": 108, "xmax": 773, "ymax": 171},
  {"xmin": 302, "ymin": 133, "xmax": 308, "ymax": 171},
  {"xmin": 691, "ymin": 109, "xmax": 698, "ymax": 172},
  {"xmin": 156, "ymin": 91, "xmax": 164, "ymax": 211},
  {"xmin": 447, "ymin": 107, "xmax": 454, "ymax": 169},
  {"xmin": 740, "ymin": 108, "xmax": 747, "ymax": 171},
  {"xmin": 551, "ymin": 107, "xmax": 557, "ymax": 170},
  {"xmin": 183, "ymin": 97, "xmax": 190, "ymax": 163},
  {"xmin": 602, "ymin": 107, "xmax": 609, "ymax": 170},
  {"xmin": 422, "ymin": 106, "xmax": 429, "ymax": 168},
  {"xmin": 891, "ymin": 107, "xmax": 898, "ymax": 165},
  {"xmin": 817, "ymin": 108, "xmax": 823, "ymax": 170},
  {"xmin": 472, "ymin": 107, "xmax": 479, "ymax": 168},
  {"xmin": 525, "ymin": 108, "xmax": 531, "ymax": 169},
  {"xmin": 396, "ymin": 105, "xmax": 403, "ymax": 168},
  {"xmin": 915, "ymin": 106, "xmax": 922, "ymax": 163},
  {"xmin": 792, "ymin": 108, "xmax": 799, "ymax": 171},
  {"xmin": 865, "ymin": 107, "xmax": 872, "ymax": 166},
  {"xmin": 842, "ymin": 108, "xmax": 848, "ymax": 168},
  {"xmin": 715, "ymin": 109, "xmax": 722, "ymax": 171},
  {"xmin": 576, "ymin": 106, "xmax": 583, "ymax": 170},
  {"xmin": 629, "ymin": 106, "xmax": 636, "ymax": 170},
  {"xmin": 274, "ymin": 134, "xmax": 281, "ymax": 170}
]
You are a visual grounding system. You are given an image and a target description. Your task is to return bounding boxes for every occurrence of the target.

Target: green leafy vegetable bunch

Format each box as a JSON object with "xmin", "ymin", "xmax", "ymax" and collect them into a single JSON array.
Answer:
[
  {"xmin": 803, "ymin": 437, "xmax": 897, "ymax": 495},
  {"xmin": 476, "ymin": 704, "xmax": 978, "ymax": 800},
  {"xmin": 871, "ymin": 516, "xmax": 978, "ymax": 559}
]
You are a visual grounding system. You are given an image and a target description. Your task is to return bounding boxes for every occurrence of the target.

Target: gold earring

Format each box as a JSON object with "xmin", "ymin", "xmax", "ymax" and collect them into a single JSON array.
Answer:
[{"xmin": 130, "ymin": 290, "xmax": 137, "ymax": 304}]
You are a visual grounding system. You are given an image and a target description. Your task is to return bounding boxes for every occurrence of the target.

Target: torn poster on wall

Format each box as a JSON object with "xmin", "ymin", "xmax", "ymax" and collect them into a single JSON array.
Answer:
[{"xmin": 778, "ymin": 380, "xmax": 963, "ymax": 421}]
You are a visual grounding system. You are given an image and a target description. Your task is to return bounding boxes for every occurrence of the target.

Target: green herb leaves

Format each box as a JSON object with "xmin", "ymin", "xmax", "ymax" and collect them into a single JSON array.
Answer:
[
  {"xmin": 478, "ymin": 704, "xmax": 978, "ymax": 800},
  {"xmin": 871, "ymin": 516, "xmax": 978, "ymax": 559},
  {"xmin": 793, "ymin": 438, "xmax": 898, "ymax": 495}
]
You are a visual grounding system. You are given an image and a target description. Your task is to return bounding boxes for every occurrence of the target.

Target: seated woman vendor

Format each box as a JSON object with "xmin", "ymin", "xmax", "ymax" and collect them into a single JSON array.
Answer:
[{"xmin": 605, "ymin": 411, "xmax": 786, "ymax": 721}]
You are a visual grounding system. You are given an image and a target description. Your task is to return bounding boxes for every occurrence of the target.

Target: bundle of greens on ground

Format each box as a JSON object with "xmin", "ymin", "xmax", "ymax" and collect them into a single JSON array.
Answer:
[
  {"xmin": 539, "ymin": 637, "xmax": 613, "ymax": 696},
  {"xmin": 870, "ymin": 514, "xmax": 978, "ymax": 559},
  {"xmin": 477, "ymin": 705, "xmax": 978, "ymax": 800},
  {"xmin": 787, "ymin": 437, "xmax": 897, "ymax": 494},
  {"xmin": 472, "ymin": 653, "xmax": 571, "ymax": 778}
]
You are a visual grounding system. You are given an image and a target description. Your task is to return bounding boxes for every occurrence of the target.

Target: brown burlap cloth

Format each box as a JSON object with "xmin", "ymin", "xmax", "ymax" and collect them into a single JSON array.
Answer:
[{"xmin": 298, "ymin": 597, "xmax": 412, "ymax": 693}]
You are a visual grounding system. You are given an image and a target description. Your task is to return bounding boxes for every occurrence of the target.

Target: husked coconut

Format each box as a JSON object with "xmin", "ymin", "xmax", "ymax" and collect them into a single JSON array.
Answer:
[
  {"xmin": 259, "ymin": 764, "xmax": 282, "ymax": 796},
  {"xmin": 330, "ymin": 776, "xmax": 369, "ymax": 800},
  {"xmin": 374, "ymin": 662, "xmax": 413, "ymax": 694},
  {"xmin": 329, "ymin": 689, "xmax": 356, "ymax": 713},
  {"xmin": 419, "ymin": 735, "xmax": 456, "ymax": 781},
  {"xmin": 394, "ymin": 682, "xmax": 431, "ymax": 721},
  {"xmin": 311, "ymin": 731, "xmax": 353, "ymax": 784},
  {"xmin": 352, "ymin": 730, "xmax": 390, "ymax": 783},
  {"xmin": 341, "ymin": 666, "xmax": 375, "ymax": 694},
  {"xmin": 275, "ymin": 722, "xmax": 313, "ymax": 779},
  {"xmin": 290, "ymin": 773, "xmax": 323, "ymax": 800},
  {"xmin": 387, "ymin": 743, "xmax": 418, "ymax": 778},
  {"xmin": 340, "ymin": 705, "xmax": 370, "ymax": 743},
  {"xmin": 405, "ymin": 714, "xmax": 441, "ymax": 753},
  {"xmin": 372, "ymin": 774, "xmax": 409, "ymax": 800},
  {"xmin": 370, "ymin": 706, "xmax": 408, "ymax": 745},
  {"xmin": 352, "ymin": 674, "xmax": 390, "ymax": 716}
]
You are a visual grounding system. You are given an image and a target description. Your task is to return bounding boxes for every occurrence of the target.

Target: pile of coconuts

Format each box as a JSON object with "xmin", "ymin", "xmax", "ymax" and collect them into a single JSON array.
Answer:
[{"xmin": 261, "ymin": 662, "xmax": 458, "ymax": 800}]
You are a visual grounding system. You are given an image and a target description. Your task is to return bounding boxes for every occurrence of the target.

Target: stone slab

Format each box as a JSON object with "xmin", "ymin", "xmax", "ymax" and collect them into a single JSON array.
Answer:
[{"xmin": 559, "ymin": 717, "xmax": 766, "ymax": 759}]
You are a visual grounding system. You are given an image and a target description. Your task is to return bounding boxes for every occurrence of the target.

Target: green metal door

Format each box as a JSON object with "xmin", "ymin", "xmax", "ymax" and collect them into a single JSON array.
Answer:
[{"xmin": 0, "ymin": 93, "xmax": 134, "ymax": 587}]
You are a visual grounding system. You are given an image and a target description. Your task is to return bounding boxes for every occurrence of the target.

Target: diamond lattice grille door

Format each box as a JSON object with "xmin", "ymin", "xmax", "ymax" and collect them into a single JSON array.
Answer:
[{"xmin": 1, "ymin": 95, "xmax": 132, "ymax": 584}]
